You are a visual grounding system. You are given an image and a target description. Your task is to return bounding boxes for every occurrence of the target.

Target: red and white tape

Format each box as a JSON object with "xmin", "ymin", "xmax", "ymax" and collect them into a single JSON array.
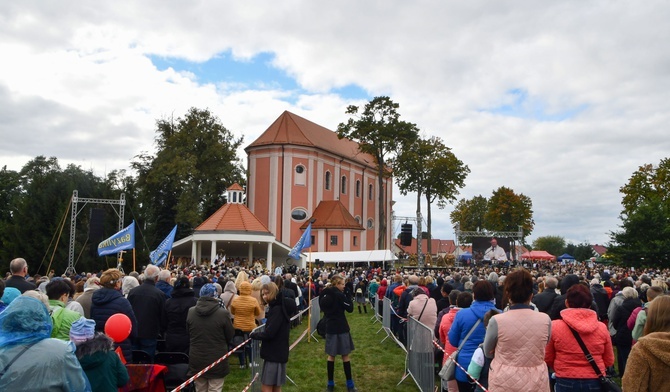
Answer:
[{"xmin": 432, "ymin": 339, "xmax": 488, "ymax": 392}]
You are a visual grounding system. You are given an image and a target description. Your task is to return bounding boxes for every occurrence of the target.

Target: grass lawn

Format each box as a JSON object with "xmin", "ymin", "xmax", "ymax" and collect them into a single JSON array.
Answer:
[{"xmin": 222, "ymin": 309, "xmax": 420, "ymax": 391}]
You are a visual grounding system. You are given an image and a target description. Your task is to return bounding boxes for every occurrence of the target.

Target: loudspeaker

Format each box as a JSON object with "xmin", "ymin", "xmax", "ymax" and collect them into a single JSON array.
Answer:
[
  {"xmin": 89, "ymin": 208, "xmax": 105, "ymax": 241},
  {"xmin": 400, "ymin": 224, "xmax": 412, "ymax": 246}
]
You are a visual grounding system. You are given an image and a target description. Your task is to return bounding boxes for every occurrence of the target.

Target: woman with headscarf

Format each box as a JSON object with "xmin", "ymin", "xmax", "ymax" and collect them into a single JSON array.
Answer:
[
  {"xmin": 121, "ymin": 276, "xmax": 139, "ymax": 298},
  {"xmin": 250, "ymin": 282, "xmax": 297, "ymax": 392},
  {"xmin": 0, "ymin": 296, "xmax": 91, "ymax": 391},
  {"xmin": 187, "ymin": 284, "xmax": 235, "ymax": 392},
  {"xmin": 162, "ymin": 277, "xmax": 197, "ymax": 354},
  {"xmin": 90, "ymin": 268, "xmax": 138, "ymax": 363}
]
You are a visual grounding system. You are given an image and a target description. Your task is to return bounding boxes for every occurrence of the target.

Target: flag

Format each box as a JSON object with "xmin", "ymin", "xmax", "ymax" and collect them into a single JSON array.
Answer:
[
  {"xmin": 150, "ymin": 225, "xmax": 178, "ymax": 266},
  {"xmin": 288, "ymin": 223, "xmax": 312, "ymax": 260},
  {"xmin": 98, "ymin": 221, "xmax": 135, "ymax": 256}
]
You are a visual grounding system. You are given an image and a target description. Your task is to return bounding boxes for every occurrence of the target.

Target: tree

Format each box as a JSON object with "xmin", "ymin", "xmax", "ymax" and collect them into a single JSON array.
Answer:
[
  {"xmin": 485, "ymin": 186, "xmax": 534, "ymax": 242},
  {"xmin": 133, "ymin": 108, "xmax": 245, "ymax": 248},
  {"xmin": 564, "ymin": 242, "xmax": 595, "ymax": 262},
  {"xmin": 395, "ymin": 136, "xmax": 469, "ymax": 253},
  {"xmin": 337, "ymin": 97, "xmax": 419, "ymax": 249},
  {"xmin": 608, "ymin": 158, "xmax": 670, "ymax": 267},
  {"xmin": 450, "ymin": 195, "xmax": 489, "ymax": 243},
  {"xmin": 531, "ymin": 235, "xmax": 565, "ymax": 258}
]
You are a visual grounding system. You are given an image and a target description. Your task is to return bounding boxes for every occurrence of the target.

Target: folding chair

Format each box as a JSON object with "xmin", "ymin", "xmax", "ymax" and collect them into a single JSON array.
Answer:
[{"xmin": 154, "ymin": 352, "xmax": 192, "ymax": 392}]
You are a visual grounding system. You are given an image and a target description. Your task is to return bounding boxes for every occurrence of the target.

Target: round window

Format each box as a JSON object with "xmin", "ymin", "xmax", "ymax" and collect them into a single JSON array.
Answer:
[
  {"xmin": 295, "ymin": 165, "xmax": 305, "ymax": 174},
  {"xmin": 367, "ymin": 219, "xmax": 374, "ymax": 229},
  {"xmin": 291, "ymin": 209, "xmax": 308, "ymax": 221}
]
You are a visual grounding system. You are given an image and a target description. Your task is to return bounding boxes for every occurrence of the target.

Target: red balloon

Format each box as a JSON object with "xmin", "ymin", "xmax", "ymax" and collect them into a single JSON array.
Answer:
[{"xmin": 105, "ymin": 313, "xmax": 132, "ymax": 343}]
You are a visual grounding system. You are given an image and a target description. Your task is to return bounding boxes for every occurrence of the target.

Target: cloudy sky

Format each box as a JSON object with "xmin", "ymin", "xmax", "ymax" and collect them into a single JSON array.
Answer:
[{"xmin": 2, "ymin": 1, "xmax": 669, "ymax": 247}]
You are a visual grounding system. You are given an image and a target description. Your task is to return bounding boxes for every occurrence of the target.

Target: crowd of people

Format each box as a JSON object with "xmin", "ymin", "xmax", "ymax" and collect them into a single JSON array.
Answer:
[{"xmin": 2, "ymin": 252, "xmax": 670, "ymax": 391}]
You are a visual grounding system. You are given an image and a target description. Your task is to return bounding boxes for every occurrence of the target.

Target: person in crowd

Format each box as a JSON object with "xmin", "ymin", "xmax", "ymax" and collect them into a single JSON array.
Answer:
[
  {"xmin": 70, "ymin": 317, "xmax": 129, "ymax": 391},
  {"xmin": 532, "ymin": 277, "xmax": 558, "ymax": 315},
  {"xmin": 448, "ymin": 281, "xmax": 498, "ymax": 392},
  {"xmin": 408, "ymin": 286, "xmax": 438, "ymax": 328},
  {"xmin": 610, "ymin": 286, "xmax": 642, "ymax": 376},
  {"xmin": 73, "ymin": 280, "xmax": 85, "ymax": 301},
  {"xmin": 121, "ymin": 276, "xmax": 139, "ymax": 298},
  {"xmin": 320, "ymin": 275, "xmax": 357, "ymax": 392},
  {"xmin": 91, "ymin": 268, "xmax": 138, "ymax": 363},
  {"xmin": 46, "ymin": 278, "xmax": 84, "ymax": 340},
  {"xmin": 76, "ymin": 277, "xmax": 101, "ymax": 318},
  {"xmin": 355, "ymin": 279, "xmax": 367, "ymax": 314},
  {"xmin": 607, "ymin": 277, "xmax": 633, "ymax": 336},
  {"xmin": 483, "ymin": 269, "xmax": 550, "ymax": 391},
  {"xmin": 22, "ymin": 289, "xmax": 51, "ymax": 307},
  {"xmin": 397, "ymin": 275, "xmax": 421, "ymax": 344},
  {"xmin": 545, "ymin": 284, "xmax": 614, "ymax": 392},
  {"xmin": 250, "ymin": 277, "xmax": 266, "ymax": 323},
  {"xmin": 467, "ymin": 310, "xmax": 498, "ymax": 392},
  {"xmin": 438, "ymin": 290, "xmax": 467, "ymax": 392},
  {"xmin": 589, "ymin": 278, "xmax": 610, "ymax": 322},
  {"xmin": 436, "ymin": 282, "xmax": 454, "ymax": 314},
  {"xmin": 250, "ymin": 282, "xmax": 297, "ymax": 392},
  {"xmin": 187, "ymin": 283, "xmax": 235, "ymax": 392},
  {"xmin": 0, "ymin": 279, "xmax": 6, "ymax": 313},
  {"xmin": 484, "ymin": 238, "xmax": 507, "ymax": 262},
  {"xmin": 367, "ymin": 278, "xmax": 379, "ymax": 309},
  {"xmin": 549, "ymin": 274, "xmax": 581, "ymax": 320},
  {"xmin": 156, "ymin": 269, "xmax": 173, "ymax": 298},
  {"xmin": 230, "ymin": 281, "xmax": 262, "ymax": 368},
  {"xmin": 127, "ymin": 264, "xmax": 166, "ymax": 360},
  {"xmin": 0, "ymin": 296, "xmax": 91, "ymax": 391},
  {"xmin": 162, "ymin": 276, "xmax": 197, "ymax": 354},
  {"xmin": 4, "ymin": 258, "xmax": 36, "ymax": 293},
  {"xmin": 221, "ymin": 280, "xmax": 238, "ymax": 311},
  {"xmin": 622, "ymin": 295, "xmax": 670, "ymax": 392},
  {"xmin": 629, "ymin": 286, "xmax": 664, "ymax": 341}
]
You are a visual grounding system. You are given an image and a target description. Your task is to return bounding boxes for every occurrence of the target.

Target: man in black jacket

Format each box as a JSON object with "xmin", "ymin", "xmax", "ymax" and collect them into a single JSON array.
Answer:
[
  {"xmin": 5, "ymin": 258, "xmax": 37, "ymax": 293},
  {"xmin": 532, "ymin": 277, "xmax": 558, "ymax": 315},
  {"xmin": 128, "ymin": 264, "xmax": 166, "ymax": 359}
]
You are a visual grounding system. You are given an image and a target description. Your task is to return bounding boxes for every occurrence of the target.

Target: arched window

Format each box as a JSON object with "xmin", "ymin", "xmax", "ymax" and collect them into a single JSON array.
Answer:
[
  {"xmin": 341, "ymin": 176, "xmax": 347, "ymax": 194},
  {"xmin": 355, "ymin": 180, "xmax": 361, "ymax": 197},
  {"xmin": 325, "ymin": 171, "xmax": 331, "ymax": 190},
  {"xmin": 368, "ymin": 183, "xmax": 374, "ymax": 200},
  {"xmin": 355, "ymin": 216, "xmax": 361, "ymax": 225},
  {"xmin": 294, "ymin": 165, "xmax": 306, "ymax": 186}
]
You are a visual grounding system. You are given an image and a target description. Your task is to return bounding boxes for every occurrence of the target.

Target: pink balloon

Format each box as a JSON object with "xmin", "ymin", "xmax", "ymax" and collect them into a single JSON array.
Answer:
[{"xmin": 105, "ymin": 313, "xmax": 132, "ymax": 343}]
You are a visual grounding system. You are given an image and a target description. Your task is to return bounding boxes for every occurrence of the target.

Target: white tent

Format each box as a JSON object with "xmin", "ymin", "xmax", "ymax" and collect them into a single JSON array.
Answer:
[{"xmin": 308, "ymin": 250, "xmax": 397, "ymax": 266}]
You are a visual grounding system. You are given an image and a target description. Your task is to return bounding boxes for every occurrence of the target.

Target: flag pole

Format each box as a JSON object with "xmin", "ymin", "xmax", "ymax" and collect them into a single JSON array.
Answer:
[
  {"xmin": 133, "ymin": 248, "xmax": 136, "ymax": 272},
  {"xmin": 308, "ymin": 246, "xmax": 312, "ymax": 343},
  {"xmin": 166, "ymin": 250, "xmax": 172, "ymax": 270}
]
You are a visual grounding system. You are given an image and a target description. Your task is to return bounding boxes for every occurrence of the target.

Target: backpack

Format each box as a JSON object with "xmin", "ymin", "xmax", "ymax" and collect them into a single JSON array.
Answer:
[{"xmin": 316, "ymin": 317, "xmax": 328, "ymax": 338}]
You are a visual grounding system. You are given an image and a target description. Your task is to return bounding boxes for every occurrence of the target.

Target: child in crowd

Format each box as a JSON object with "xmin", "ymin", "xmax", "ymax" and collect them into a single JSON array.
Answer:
[{"xmin": 467, "ymin": 309, "xmax": 499, "ymax": 392}]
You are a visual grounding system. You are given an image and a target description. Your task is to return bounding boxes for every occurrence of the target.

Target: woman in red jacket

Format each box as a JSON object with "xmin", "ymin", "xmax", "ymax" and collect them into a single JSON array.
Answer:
[{"xmin": 545, "ymin": 284, "xmax": 615, "ymax": 392}]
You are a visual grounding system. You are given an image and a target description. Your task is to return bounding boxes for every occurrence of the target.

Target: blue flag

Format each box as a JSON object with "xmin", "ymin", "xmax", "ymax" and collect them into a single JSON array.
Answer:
[
  {"xmin": 288, "ymin": 223, "xmax": 312, "ymax": 260},
  {"xmin": 150, "ymin": 225, "xmax": 178, "ymax": 266},
  {"xmin": 98, "ymin": 221, "xmax": 135, "ymax": 256}
]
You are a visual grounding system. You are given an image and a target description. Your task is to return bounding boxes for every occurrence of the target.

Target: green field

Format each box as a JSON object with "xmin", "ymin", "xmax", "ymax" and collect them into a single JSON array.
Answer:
[{"xmin": 222, "ymin": 310, "xmax": 420, "ymax": 391}]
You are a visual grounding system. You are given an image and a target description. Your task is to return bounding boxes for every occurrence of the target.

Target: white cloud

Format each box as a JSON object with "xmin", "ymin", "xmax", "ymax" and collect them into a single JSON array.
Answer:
[{"xmin": 1, "ymin": 1, "xmax": 669, "ymax": 246}]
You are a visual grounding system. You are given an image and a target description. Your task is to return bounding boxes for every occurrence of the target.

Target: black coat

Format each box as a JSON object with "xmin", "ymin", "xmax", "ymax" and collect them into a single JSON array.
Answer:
[
  {"xmin": 91, "ymin": 288, "xmax": 138, "ymax": 362},
  {"xmin": 127, "ymin": 280, "xmax": 167, "ymax": 339},
  {"xmin": 5, "ymin": 275, "xmax": 36, "ymax": 293},
  {"xmin": 162, "ymin": 287, "xmax": 197, "ymax": 354},
  {"xmin": 591, "ymin": 284, "xmax": 610, "ymax": 321},
  {"xmin": 251, "ymin": 293, "xmax": 297, "ymax": 363},
  {"xmin": 533, "ymin": 290, "xmax": 558, "ymax": 315},
  {"xmin": 612, "ymin": 297, "xmax": 642, "ymax": 347},
  {"xmin": 319, "ymin": 286, "xmax": 353, "ymax": 334}
]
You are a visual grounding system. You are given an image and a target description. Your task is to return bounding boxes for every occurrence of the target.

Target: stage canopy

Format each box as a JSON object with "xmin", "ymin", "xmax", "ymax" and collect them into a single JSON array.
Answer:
[
  {"xmin": 459, "ymin": 251, "xmax": 472, "ymax": 260},
  {"xmin": 557, "ymin": 253, "xmax": 576, "ymax": 261},
  {"xmin": 309, "ymin": 250, "xmax": 397, "ymax": 264},
  {"xmin": 521, "ymin": 250, "xmax": 556, "ymax": 260}
]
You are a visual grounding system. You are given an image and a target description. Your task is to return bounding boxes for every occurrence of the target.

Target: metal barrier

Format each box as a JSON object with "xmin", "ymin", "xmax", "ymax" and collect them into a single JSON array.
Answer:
[
  {"xmin": 370, "ymin": 296, "xmax": 382, "ymax": 324},
  {"xmin": 249, "ymin": 324, "xmax": 265, "ymax": 392},
  {"xmin": 398, "ymin": 316, "xmax": 434, "ymax": 392},
  {"xmin": 309, "ymin": 296, "xmax": 321, "ymax": 341}
]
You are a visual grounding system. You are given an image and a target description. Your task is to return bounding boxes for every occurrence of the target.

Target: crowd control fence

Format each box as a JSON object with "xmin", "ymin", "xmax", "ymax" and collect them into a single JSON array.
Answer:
[{"xmin": 398, "ymin": 316, "xmax": 435, "ymax": 392}]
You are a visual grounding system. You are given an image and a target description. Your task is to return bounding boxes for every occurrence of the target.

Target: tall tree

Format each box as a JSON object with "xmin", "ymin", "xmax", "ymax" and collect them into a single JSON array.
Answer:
[
  {"xmin": 485, "ymin": 186, "xmax": 534, "ymax": 242},
  {"xmin": 450, "ymin": 195, "xmax": 489, "ymax": 243},
  {"xmin": 395, "ymin": 136, "xmax": 469, "ymax": 253},
  {"xmin": 608, "ymin": 158, "xmax": 670, "ymax": 267},
  {"xmin": 531, "ymin": 235, "xmax": 566, "ymax": 258},
  {"xmin": 337, "ymin": 97, "xmax": 419, "ymax": 249},
  {"xmin": 564, "ymin": 242, "xmax": 597, "ymax": 262},
  {"xmin": 133, "ymin": 108, "xmax": 245, "ymax": 247}
]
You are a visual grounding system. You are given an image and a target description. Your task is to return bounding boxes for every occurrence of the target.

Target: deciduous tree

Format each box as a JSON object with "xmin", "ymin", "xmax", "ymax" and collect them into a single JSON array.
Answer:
[{"xmin": 531, "ymin": 235, "xmax": 565, "ymax": 258}]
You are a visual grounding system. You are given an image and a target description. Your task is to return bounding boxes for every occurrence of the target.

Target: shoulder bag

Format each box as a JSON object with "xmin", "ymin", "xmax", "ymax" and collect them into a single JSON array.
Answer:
[
  {"xmin": 439, "ymin": 315, "xmax": 482, "ymax": 382},
  {"xmin": 567, "ymin": 326, "xmax": 622, "ymax": 392}
]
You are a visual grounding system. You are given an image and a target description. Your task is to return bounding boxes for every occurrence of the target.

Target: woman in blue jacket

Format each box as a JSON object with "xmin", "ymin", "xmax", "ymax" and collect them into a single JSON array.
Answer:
[{"xmin": 448, "ymin": 280, "xmax": 497, "ymax": 392}]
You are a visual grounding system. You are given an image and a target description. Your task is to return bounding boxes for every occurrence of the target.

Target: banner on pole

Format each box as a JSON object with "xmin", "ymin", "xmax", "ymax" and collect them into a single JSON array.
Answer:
[
  {"xmin": 150, "ymin": 225, "xmax": 178, "ymax": 266},
  {"xmin": 98, "ymin": 221, "xmax": 135, "ymax": 256},
  {"xmin": 288, "ymin": 223, "xmax": 312, "ymax": 260}
]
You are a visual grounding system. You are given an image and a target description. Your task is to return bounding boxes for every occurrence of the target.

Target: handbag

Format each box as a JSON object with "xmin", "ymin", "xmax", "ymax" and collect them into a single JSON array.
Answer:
[
  {"xmin": 439, "ymin": 317, "xmax": 482, "ymax": 382},
  {"xmin": 567, "ymin": 326, "xmax": 622, "ymax": 392},
  {"xmin": 316, "ymin": 317, "xmax": 328, "ymax": 338}
]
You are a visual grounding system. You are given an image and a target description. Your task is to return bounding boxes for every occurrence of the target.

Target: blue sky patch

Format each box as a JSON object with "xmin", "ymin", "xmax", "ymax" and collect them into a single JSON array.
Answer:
[
  {"xmin": 483, "ymin": 88, "xmax": 587, "ymax": 121},
  {"xmin": 149, "ymin": 51, "xmax": 370, "ymax": 101}
]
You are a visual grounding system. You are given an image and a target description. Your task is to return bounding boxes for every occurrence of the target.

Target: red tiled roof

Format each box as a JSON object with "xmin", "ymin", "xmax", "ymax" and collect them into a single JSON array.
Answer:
[
  {"xmin": 394, "ymin": 238, "xmax": 456, "ymax": 255},
  {"xmin": 227, "ymin": 183, "xmax": 244, "ymax": 191},
  {"xmin": 195, "ymin": 203, "xmax": 271, "ymax": 233},
  {"xmin": 592, "ymin": 244, "xmax": 607, "ymax": 255},
  {"xmin": 299, "ymin": 200, "xmax": 364, "ymax": 230},
  {"xmin": 246, "ymin": 111, "xmax": 376, "ymax": 168}
]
